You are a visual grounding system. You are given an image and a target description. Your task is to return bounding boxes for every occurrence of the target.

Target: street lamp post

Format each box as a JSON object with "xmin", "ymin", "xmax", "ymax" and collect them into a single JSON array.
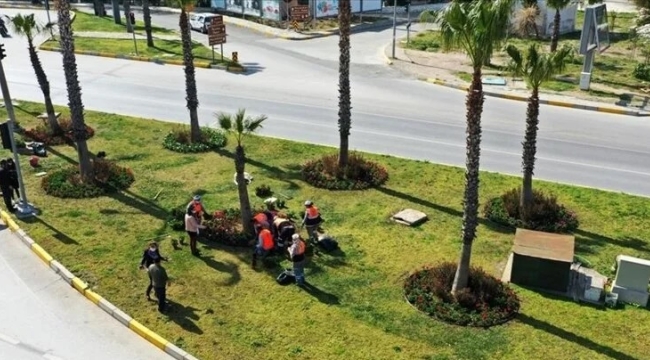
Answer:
[
  {"xmin": 0, "ymin": 45, "xmax": 37, "ymax": 219},
  {"xmin": 391, "ymin": 0, "xmax": 397, "ymax": 59}
]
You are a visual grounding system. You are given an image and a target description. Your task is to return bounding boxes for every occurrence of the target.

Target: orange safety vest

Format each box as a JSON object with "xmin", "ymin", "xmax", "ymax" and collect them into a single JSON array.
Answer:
[
  {"xmin": 254, "ymin": 213, "xmax": 268, "ymax": 224},
  {"xmin": 306, "ymin": 206, "xmax": 319, "ymax": 219},
  {"xmin": 259, "ymin": 229, "xmax": 274, "ymax": 250}
]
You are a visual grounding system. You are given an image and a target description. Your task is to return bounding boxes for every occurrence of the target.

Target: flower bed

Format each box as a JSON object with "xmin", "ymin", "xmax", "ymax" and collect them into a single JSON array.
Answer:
[
  {"xmin": 167, "ymin": 207, "xmax": 250, "ymax": 247},
  {"xmin": 483, "ymin": 188, "xmax": 579, "ymax": 233},
  {"xmin": 162, "ymin": 126, "xmax": 227, "ymax": 153},
  {"xmin": 25, "ymin": 118, "xmax": 95, "ymax": 146},
  {"xmin": 404, "ymin": 262, "xmax": 520, "ymax": 328},
  {"xmin": 41, "ymin": 159, "xmax": 135, "ymax": 198},
  {"xmin": 301, "ymin": 153, "xmax": 389, "ymax": 190}
]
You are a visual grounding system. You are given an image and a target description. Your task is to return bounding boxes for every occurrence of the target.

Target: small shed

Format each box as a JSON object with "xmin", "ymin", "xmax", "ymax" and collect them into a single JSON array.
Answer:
[{"xmin": 510, "ymin": 228, "xmax": 575, "ymax": 293}]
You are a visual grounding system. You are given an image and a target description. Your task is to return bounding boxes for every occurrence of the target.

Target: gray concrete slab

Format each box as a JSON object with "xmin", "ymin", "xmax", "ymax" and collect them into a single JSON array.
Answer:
[{"xmin": 0, "ymin": 227, "xmax": 174, "ymax": 360}]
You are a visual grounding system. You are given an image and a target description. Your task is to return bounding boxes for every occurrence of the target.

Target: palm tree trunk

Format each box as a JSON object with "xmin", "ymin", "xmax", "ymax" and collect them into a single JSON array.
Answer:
[
  {"xmin": 93, "ymin": 0, "xmax": 104, "ymax": 16},
  {"xmin": 235, "ymin": 145, "xmax": 254, "ymax": 235},
  {"xmin": 27, "ymin": 38, "xmax": 62, "ymax": 135},
  {"xmin": 550, "ymin": 9, "xmax": 560, "ymax": 52},
  {"xmin": 180, "ymin": 9, "xmax": 201, "ymax": 143},
  {"xmin": 112, "ymin": 0, "xmax": 121, "ymax": 24},
  {"xmin": 451, "ymin": 67, "xmax": 484, "ymax": 295},
  {"xmin": 520, "ymin": 86, "xmax": 540, "ymax": 217},
  {"xmin": 337, "ymin": 0, "xmax": 351, "ymax": 170},
  {"xmin": 57, "ymin": 0, "xmax": 93, "ymax": 183},
  {"xmin": 124, "ymin": 0, "xmax": 133, "ymax": 33},
  {"xmin": 143, "ymin": 0, "xmax": 154, "ymax": 47}
]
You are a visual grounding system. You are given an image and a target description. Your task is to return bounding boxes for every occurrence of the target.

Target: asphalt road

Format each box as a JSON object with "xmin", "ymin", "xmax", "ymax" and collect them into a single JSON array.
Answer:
[{"xmin": 3, "ymin": 9, "xmax": 650, "ymax": 197}]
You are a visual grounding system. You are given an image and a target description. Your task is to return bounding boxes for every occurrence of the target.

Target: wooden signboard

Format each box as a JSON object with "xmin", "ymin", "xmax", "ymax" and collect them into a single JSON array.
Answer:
[
  {"xmin": 290, "ymin": 5, "xmax": 310, "ymax": 21},
  {"xmin": 208, "ymin": 16, "xmax": 226, "ymax": 46}
]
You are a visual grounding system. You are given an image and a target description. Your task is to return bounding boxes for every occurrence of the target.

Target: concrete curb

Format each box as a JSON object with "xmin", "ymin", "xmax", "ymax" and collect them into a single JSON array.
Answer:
[
  {"xmin": 419, "ymin": 78, "xmax": 650, "ymax": 117},
  {"xmin": 0, "ymin": 210, "xmax": 199, "ymax": 360},
  {"xmin": 38, "ymin": 45, "xmax": 245, "ymax": 72}
]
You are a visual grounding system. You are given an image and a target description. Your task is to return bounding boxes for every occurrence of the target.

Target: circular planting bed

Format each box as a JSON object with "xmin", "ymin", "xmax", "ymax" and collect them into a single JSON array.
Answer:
[
  {"xmin": 404, "ymin": 262, "xmax": 520, "ymax": 328},
  {"xmin": 41, "ymin": 159, "xmax": 135, "ymax": 198},
  {"xmin": 483, "ymin": 188, "xmax": 579, "ymax": 233},
  {"xmin": 162, "ymin": 127, "xmax": 227, "ymax": 153},
  {"xmin": 167, "ymin": 207, "xmax": 249, "ymax": 247},
  {"xmin": 301, "ymin": 153, "xmax": 388, "ymax": 190},
  {"xmin": 25, "ymin": 118, "xmax": 95, "ymax": 146}
]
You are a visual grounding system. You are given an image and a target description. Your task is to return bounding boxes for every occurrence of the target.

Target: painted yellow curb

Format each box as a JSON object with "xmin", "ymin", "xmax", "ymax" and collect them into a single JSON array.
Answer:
[
  {"xmin": 84, "ymin": 289, "xmax": 103, "ymax": 305},
  {"xmin": 71, "ymin": 277, "xmax": 89, "ymax": 294},
  {"xmin": 596, "ymin": 107, "xmax": 628, "ymax": 115},
  {"xmin": 546, "ymin": 100, "xmax": 574, "ymax": 108},
  {"xmin": 129, "ymin": 320, "xmax": 169, "ymax": 350},
  {"xmin": 228, "ymin": 66, "xmax": 245, "ymax": 73},
  {"xmin": 6, "ymin": 218, "xmax": 19, "ymax": 231},
  {"xmin": 167, "ymin": 59, "xmax": 184, "ymax": 66},
  {"xmin": 31, "ymin": 243, "xmax": 54, "ymax": 265}
]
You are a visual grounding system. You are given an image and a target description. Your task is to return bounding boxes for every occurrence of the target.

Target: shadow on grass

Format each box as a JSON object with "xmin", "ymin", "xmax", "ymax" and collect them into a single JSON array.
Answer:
[
  {"xmin": 165, "ymin": 299, "xmax": 203, "ymax": 335},
  {"xmin": 376, "ymin": 186, "xmax": 514, "ymax": 234},
  {"xmin": 574, "ymin": 229, "xmax": 649, "ymax": 253},
  {"xmin": 14, "ymin": 105, "xmax": 42, "ymax": 118},
  {"xmin": 517, "ymin": 313, "xmax": 636, "ymax": 360},
  {"xmin": 21, "ymin": 216, "xmax": 79, "ymax": 245},
  {"xmin": 301, "ymin": 282, "xmax": 341, "ymax": 305},
  {"xmin": 198, "ymin": 252, "xmax": 241, "ymax": 286},
  {"xmin": 215, "ymin": 149, "xmax": 301, "ymax": 190}
]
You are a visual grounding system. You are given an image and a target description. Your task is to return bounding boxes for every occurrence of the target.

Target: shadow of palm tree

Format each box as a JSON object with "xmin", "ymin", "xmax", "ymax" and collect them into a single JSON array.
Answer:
[
  {"xmin": 21, "ymin": 216, "xmax": 79, "ymax": 245},
  {"xmin": 198, "ymin": 253, "xmax": 241, "ymax": 286},
  {"xmin": 574, "ymin": 229, "xmax": 650, "ymax": 253},
  {"xmin": 301, "ymin": 282, "xmax": 341, "ymax": 305}
]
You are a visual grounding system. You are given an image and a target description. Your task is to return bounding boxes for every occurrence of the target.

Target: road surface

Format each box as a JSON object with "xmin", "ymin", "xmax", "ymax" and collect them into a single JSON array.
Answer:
[
  {"xmin": 3, "ymin": 9, "xmax": 650, "ymax": 197},
  {"xmin": 0, "ymin": 226, "xmax": 174, "ymax": 360}
]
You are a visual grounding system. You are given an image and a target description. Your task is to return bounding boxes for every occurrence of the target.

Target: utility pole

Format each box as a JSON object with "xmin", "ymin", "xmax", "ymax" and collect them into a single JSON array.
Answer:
[
  {"xmin": 0, "ymin": 44, "xmax": 37, "ymax": 219},
  {"xmin": 391, "ymin": 0, "xmax": 397, "ymax": 59}
]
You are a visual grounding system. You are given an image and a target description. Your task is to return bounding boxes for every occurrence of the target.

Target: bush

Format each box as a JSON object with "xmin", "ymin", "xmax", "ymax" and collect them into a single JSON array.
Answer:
[
  {"xmin": 302, "ymin": 153, "xmax": 389, "ymax": 190},
  {"xmin": 255, "ymin": 184, "xmax": 273, "ymax": 198},
  {"xmin": 25, "ymin": 118, "xmax": 95, "ymax": 146},
  {"xmin": 167, "ymin": 206, "xmax": 250, "ymax": 247},
  {"xmin": 404, "ymin": 262, "xmax": 520, "ymax": 327},
  {"xmin": 162, "ymin": 126, "xmax": 227, "ymax": 153},
  {"xmin": 633, "ymin": 63, "xmax": 650, "ymax": 81},
  {"xmin": 483, "ymin": 188, "xmax": 579, "ymax": 233},
  {"xmin": 41, "ymin": 159, "xmax": 135, "ymax": 198}
]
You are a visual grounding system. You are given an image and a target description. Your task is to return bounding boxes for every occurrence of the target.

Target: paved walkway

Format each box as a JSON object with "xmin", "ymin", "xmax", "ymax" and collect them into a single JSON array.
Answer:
[{"xmin": 0, "ymin": 225, "xmax": 173, "ymax": 360}]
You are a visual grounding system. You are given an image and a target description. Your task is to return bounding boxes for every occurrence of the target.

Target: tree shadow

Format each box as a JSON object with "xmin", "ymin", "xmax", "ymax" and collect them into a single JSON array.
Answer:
[
  {"xmin": 165, "ymin": 299, "xmax": 203, "ymax": 335},
  {"xmin": 574, "ymin": 229, "xmax": 650, "ymax": 253},
  {"xmin": 229, "ymin": 62, "xmax": 265, "ymax": 76},
  {"xmin": 13, "ymin": 105, "xmax": 41, "ymax": 118},
  {"xmin": 301, "ymin": 282, "xmax": 341, "ymax": 305},
  {"xmin": 311, "ymin": 247, "xmax": 348, "ymax": 269},
  {"xmin": 197, "ymin": 253, "xmax": 241, "ymax": 286},
  {"xmin": 21, "ymin": 216, "xmax": 79, "ymax": 245},
  {"xmin": 376, "ymin": 186, "xmax": 514, "ymax": 234},
  {"xmin": 214, "ymin": 149, "xmax": 301, "ymax": 190},
  {"xmin": 517, "ymin": 313, "xmax": 637, "ymax": 360}
]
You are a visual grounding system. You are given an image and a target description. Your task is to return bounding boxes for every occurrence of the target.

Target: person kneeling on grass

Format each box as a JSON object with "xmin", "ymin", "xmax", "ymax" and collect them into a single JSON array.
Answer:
[
  {"xmin": 185, "ymin": 208, "xmax": 206, "ymax": 256},
  {"xmin": 252, "ymin": 223, "xmax": 274, "ymax": 268},
  {"xmin": 272, "ymin": 212, "xmax": 296, "ymax": 249},
  {"xmin": 288, "ymin": 234, "xmax": 307, "ymax": 286}
]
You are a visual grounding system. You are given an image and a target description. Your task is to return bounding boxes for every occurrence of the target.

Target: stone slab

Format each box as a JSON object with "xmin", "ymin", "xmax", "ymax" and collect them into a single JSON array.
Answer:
[
  {"xmin": 482, "ymin": 76, "xmax": 507, "ymax": 86},
  {"xmin": 391, "ymin": 209, "xmax": 428, "ymax": 226},
  {"xmin": 614, "ymin": 255, "xmax": 650, "ymax": 291},
  {"xmin": 611, "ymin": 284, "xmax": 649, "ymax": 307}
]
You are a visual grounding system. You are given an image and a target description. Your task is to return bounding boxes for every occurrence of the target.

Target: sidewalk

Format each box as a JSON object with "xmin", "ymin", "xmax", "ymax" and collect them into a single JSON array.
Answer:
[{"xmin": 386, "ymin": 42, "xmax": 650, "ymax": 117}]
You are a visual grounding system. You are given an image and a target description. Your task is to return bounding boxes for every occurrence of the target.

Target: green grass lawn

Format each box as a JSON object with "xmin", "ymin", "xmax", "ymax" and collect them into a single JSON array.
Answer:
[
  {"xmin": 3, "ymin": 101, "xmax": 650, "ymax": 360},
  {"xmin": 408, "ymin": 11, "xmax": 645, "ymax": 95},
  {"xmin": 72, "ymin": 10, "xmax": 176, "ymax": 35},
  {"xmin": 40, "ymin": 38, "xmax": 233, "ymax": 66}
]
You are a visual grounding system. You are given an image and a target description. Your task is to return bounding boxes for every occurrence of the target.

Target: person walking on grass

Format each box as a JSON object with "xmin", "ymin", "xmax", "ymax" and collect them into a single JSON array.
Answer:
[
  {"xmin": 301, "ymin": 200, "xmax": 322, "ymax": 241},
  {"xmin": 6, "ymin": 158, "xmax": 19, "ymax": 201},
  {"xmin": 288, "ymin": 233, "xmax": 307, "ymax": 286},
  {"xmin": 139, "ymin": 242, "xmax": 168, "ymax": 301},
  {"xmin": 185, "ymin": 207, "xmax": 206, "ymax": 256},
  {"xmin": 0, "ymin": 160, "xmax": 14, "ymax": 213},
  {"xmin": 148, "ymin": 257, "xmax": 169, "ymax": 313}
]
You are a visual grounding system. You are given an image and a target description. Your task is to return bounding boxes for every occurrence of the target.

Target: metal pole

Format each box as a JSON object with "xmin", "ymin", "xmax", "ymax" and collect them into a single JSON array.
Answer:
[
  {"xmin": 211, "ymin": 45, "xmax": 215, "ymax": 64},
  {"xmin": 0, "ymin": 58, "xmax": 36, "ymax": 218},
  {"xmin": 406, "ymin": 4, "xmax": 411, "ymax": 45},
  {"xmin": 44, "ymin": 0, "xmax": 54, "ymax": 38},
  {"xmin": 132, "ymin": 30, "xmax": 138, "ymax": 55},
  {"xmin": 391, "ymin": 0, "xmax": 397, "ymax": 59},
  {"xmin": 220, "ymin": 43, "xmax": 224, "ymax": 61}
]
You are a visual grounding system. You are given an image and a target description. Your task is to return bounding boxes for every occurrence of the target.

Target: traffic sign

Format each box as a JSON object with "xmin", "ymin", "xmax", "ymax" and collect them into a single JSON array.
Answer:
[
  {"xmin": 290, "ymin": 5, "xmax": 309, "ymax": 21},
  {"xmin": 209, "ymin": 17, "xmax": 226, "ymax": 46}
]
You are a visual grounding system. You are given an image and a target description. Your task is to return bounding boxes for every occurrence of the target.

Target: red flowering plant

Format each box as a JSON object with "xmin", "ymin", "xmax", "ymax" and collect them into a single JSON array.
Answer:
[{"xmin": 301, "ymin": 153, "xmax": 388, "ymax": 190}]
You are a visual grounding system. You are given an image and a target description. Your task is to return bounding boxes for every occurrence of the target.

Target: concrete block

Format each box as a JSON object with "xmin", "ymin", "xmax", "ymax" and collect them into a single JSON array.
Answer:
[
  {"xmin": 30, "ymin": 244, "xmax": 54, "ymax": 265},
  {"xmin": 51, "ymin": 261, "xmax": 75, "ymax": 284},
  {"xmin": 391, "ymin": 209, "xmax": 428, "ymax": 226},
  {"xmin": 97, "ymin": 297, "xmax": 118, "ymax": 316},
  {"xmin": 111, "ymin": 307, "xmax": 133, "ymax": 327},
  {"xmin": 164, "ymin": 343, "xmax": 190, "ymax": 360},
  {"xmin": 16, "ymin": 229, "xmax": 27, "ymax": 239},
  {"xmin": 615, "ymin": 255, "xmax": 650, "ymax": 291},
  {"xmin": 84, "ymin": 289, "xmax": 103, "ymax": 305},
  {"xmin": 128, "ymin": 320, "xmax": 169, "ymax": 350},
  {"xmin": 184, "ymin": 353, "xmax": 201, "ymax": 360},
  {"xmin": 71, "ymin": 277, "xmax": 89, "ymax": 294},
  {"xmin": 19, "ymin": 235, "xmax": 35, "ymax": 247},
  {"xmin": 612, "ymin": 284, "xmax": 649, "ymax": 307}
]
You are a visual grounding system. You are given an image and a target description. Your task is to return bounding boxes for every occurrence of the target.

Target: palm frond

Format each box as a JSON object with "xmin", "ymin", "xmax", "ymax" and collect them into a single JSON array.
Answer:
[{"xmin": 215, "ymin": 112, "xmax": 232, "ymax": 131}]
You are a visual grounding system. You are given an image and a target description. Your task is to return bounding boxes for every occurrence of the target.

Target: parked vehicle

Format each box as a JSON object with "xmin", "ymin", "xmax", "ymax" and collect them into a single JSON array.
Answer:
[{"xmin": 189, "ymin": 13, "xmax": 220, "ymax": 34}]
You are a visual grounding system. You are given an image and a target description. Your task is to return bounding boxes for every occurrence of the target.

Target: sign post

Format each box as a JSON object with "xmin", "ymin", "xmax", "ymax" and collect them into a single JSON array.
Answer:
[
  {"xmin": 208, "ymin": 16, "xmax": 227, "ymax": 64},
  {"xmin": 578, "ymin": 4, "xmax": 610, "ymax": 91},
  {"xmin": 290, "ymin": 5, "xmax": 309, "ymax": 32}
]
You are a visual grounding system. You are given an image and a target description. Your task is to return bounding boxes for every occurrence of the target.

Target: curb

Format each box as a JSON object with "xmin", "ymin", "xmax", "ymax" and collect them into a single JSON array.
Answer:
[
  {"xmin": 382, "ymin": 51, "xmax": 394, "ymax": 66},
  {"xmin": 419, "ymin": 78, "xmax": 650, "ymax": 117},
  {"xmin": 38, "ymin": 45, "xmax": 245, "ymax": 73},
  {"xmin": 0, "ymin": 210, "xmax": 199, "ymax": 360},
  {"xmin": 0, "ymin": 3, "xmax": 42, "ymax": 9},
  {"xmin": 227, "ymin": 18, "xmax": 396, "ymax": 41}
]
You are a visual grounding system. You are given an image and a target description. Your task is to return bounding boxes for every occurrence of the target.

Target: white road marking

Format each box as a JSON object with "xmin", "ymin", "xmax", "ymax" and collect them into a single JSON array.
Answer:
[
  {"xmin": 0, "ymin": 333, "xmax": 20, "ymax": 345},
  {"xmin": 43, "ymin": 354, "xmax": 64, "ymax": 360}
]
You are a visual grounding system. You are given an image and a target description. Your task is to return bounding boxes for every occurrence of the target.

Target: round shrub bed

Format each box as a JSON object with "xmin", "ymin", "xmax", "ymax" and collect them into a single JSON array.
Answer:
[
  {"xmin": 301, "ymin": 153, "xmax": 388, "ymax": 190},
  {"xmin": 25, "ymin": 118, "xmax": 95, "ymax": 146},
  {"xmin": 167, "ymin": 207, "xmax": 249, "ymax": 247},
  {"xmin": 162, "ymin": 126, "xmax": 227, "ymax": 153},
  {"xmin": 41, "ymin": 159, "xmax": 135, "ymax": 198},
  {"xmin": 483, "ymin": 188, "xmax": 579, "ymax": 233},
  {"xmin": 404, "ymin": 262, "xmax": 520, "ymax": 327}
]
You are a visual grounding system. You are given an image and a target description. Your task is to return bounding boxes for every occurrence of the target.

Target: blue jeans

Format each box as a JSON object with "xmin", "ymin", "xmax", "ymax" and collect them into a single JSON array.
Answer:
[{"xmin": 293, "ymin": 260, "xmax": 305, "ymax": 285}]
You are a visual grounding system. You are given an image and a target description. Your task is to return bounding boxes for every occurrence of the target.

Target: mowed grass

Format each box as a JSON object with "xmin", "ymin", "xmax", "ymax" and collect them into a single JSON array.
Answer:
[
  {"xmin": 72, "ymin": 10, "xmax": 176, "ymax": 35},
  {"xmin": 40, "ymin": 38, "xmax": 233, "ymax": 66},
  {"xmin": 3, "ymin": 101, "xmax": 650, "ymax": 360}
]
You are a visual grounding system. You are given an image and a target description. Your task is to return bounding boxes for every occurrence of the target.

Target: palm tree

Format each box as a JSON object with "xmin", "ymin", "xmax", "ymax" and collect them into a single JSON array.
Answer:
[
  {"xmin": 337, "ymin": 0, "xmax": 351, "ymax": 169},
  {"xmin": 512, "ymin": 5, "xmax": 541, "ymax": 39},
  {"xmin": 178, "ymin": 0, "xmax": 201, "ymax": 143},
  {"xmin": 546, "ymin": 0, "xmax": 571, "ymax": 52},
  {"xmin": 143, "ymin": 0, "xmax": 154, "ymax": 47},
  {"xmin": 112, "ymin": 0, "xmax": 121, "ymax": 25},
  {"xmin": 505, "ymin": 44, "xmax": 572, "ymax": 216},
  {"xmin": 4, "ymin": 13, "xmax": 63, "ymax": 135},
  {"xmin": 216, "ymin": 109, "xmax": 267, "ymax": 236},
  {"xmin": 56, "ymin": 0, "xmax": 93, "ymax": 182},
  {"xmin": 429, "ymin": 0, "xmax": 514, "ymax": 294},
  {"xmin": 123, "ymin": 0, "xmax": 133, "ymax": 33}
]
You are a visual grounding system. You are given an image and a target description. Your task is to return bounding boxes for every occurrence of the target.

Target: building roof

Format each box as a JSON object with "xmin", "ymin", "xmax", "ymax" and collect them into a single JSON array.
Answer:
[{"xmin": 513, "ymin": 228, "xmax": 575, "ymax": 262}]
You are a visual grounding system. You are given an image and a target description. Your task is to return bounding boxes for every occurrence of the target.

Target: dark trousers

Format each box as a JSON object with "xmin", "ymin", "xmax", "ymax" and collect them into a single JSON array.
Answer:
[
  {"xmin": 187, "ymin": 231, "xmax": 198, "ymax": 254},
  {"xmin": 1, "ymin": 187, "xmax": 13, "ymax": 211},
  {"xmin": 154, "ymin": 286, "xmax": 166, "ymax": 312},
  {"xmin": 146, "ymin": 272, "xmax": 153, "ymax": 297}
]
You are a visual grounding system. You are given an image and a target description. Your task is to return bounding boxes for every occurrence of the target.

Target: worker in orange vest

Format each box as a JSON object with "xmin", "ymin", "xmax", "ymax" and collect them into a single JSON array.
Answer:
[
  {"xmin": 186, "ymin": 195, "xmax": 206, "ymax": 221},
  {"xmin": 252, "ymin": 211, "xmax": 272, "ymax": 233},
  {"xmin": 301, "ymin": 200, "xmax": 322, "ymax": 241},
  {"xmin": 288, "ymin": 234, "xmax": 307, "ymax": 286},
  {"xmin": 252, "ymin": 223, "xmax": 274, "ymax": 268}
]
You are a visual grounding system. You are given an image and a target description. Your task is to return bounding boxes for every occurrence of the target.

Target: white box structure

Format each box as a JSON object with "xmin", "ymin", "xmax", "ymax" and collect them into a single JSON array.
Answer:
[{"xmin": 611, "ymin": 255, "xmax": 650, "ymax": 307}]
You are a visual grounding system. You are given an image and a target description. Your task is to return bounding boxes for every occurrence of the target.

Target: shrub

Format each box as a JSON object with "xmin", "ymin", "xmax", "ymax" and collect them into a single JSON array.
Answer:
[
  {"xmin": 167, "ymin": 206, "xmax": 250, "ymax": 247},
  {"xmin": 633, "ymin": 63, "xmax": 650, "ymax": 81},
  {"xmin": 25, "ymin": 118, "xmax": 96, "ymax": 146},
  {"xmin": 162, "ymin": 126, "xmax": 227, "ymax": 153},
  {"xmin": 404, "ymin": 262, "xmax": 520, "ymax": 327},
  {"xmin": 255, "ymin": 184, "xmax": 273, "ymax": 198},
  {"xmin": 41, "ymin": 159, "xmax": 135, "ymax": 198},
  {"xmin": 483, "ymin": 188, "xmax": 579, "ymax": 233},
  {"xmin": 301, "ymin": 153, "xmax": 389, "ymax": 190}
]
